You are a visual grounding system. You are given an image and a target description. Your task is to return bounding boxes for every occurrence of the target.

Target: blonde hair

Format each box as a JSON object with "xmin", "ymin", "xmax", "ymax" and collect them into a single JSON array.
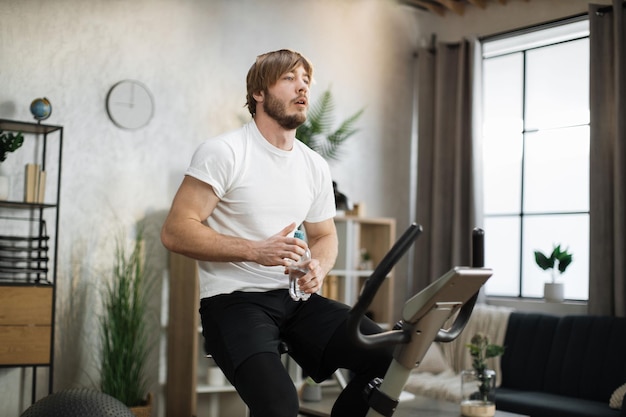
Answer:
[{"xmin": 245, "ymin": 49, "xmax": 313, "ymax": 116}]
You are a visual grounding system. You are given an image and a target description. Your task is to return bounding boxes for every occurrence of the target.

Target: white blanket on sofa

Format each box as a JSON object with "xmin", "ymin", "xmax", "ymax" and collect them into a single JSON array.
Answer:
[{"xmin": 404, "ymin": 303, "xmax": 514, "ymax": 403}]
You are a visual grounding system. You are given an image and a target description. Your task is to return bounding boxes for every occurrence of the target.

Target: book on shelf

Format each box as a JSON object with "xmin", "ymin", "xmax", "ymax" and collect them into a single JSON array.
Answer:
[
  {"xmin": 37, "ymin": 170, "xmax": 46, "ymax": 203},
  {"xmin": 24, "ymin": 164, "xmax": 46, "ymax": 203}
]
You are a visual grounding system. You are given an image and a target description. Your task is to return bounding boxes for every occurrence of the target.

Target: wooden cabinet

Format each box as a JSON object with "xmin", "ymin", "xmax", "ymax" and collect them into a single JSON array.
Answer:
[
  {"xmin": 0, "ymin": 286, "xmax": 53, "ymax": 365},
  {"xmin": 166, "ymin": 252, "xmax": 248, "ymax": 417},
  {"xmin": 0, "ymin": 119, "xmax": 63, "ymax": 404}
]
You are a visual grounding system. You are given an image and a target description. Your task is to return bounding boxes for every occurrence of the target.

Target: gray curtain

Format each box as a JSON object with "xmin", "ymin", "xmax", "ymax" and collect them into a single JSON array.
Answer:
[
  {"xmin": 412, "ymin": 40, "xmax": 477, "ymax": 293},
  {"xmin": 589, "ymin": 0, "xmax": 626, "ymax": 317}
]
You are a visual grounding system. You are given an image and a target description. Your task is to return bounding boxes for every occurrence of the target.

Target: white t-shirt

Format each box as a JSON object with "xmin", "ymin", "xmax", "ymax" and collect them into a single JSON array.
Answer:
[{"xmin": 186, "ymin": 121, "xmax": 336, "ymax": 298}]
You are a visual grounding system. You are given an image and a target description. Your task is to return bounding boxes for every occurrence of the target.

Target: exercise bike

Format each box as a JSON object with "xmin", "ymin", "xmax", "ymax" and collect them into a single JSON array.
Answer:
[{"xmin": 347, "ymin": 223, "xmax": 493, "ymax": 417}]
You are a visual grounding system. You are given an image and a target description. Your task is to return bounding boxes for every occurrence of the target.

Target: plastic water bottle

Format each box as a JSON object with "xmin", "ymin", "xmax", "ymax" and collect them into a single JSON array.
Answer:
[{"xmin": 289, "ymin": 230, "xmax": 311, "ymax": 301}]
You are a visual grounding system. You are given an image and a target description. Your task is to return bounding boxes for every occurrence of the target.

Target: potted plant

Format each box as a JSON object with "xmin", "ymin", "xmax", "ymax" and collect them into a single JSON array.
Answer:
[
  {"xmin": 0, "ymin": 130, "xmax": 24, "ymax": 200},
  {"xmin": 296, "ymin": 88, "xmax": 364, "ymax": 161},
  {"xmin": 296, "ymin": 88, "xmax": 363, "ymax": 209},
  {"xmin": 99, "ymin": 232, "xmax": 153, "ymax": 416},
  {"xmin": 461, "ymin": 333, "xmax": 505, "ymax": 417},
  {"xmin": 534, "ymin": 244, "xmax": 573, "ymax": 302}
]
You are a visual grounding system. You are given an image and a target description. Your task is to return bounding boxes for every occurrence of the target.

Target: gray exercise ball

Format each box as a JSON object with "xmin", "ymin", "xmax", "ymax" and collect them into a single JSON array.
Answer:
[{"xmin": 20, "ymin": 388, "xmax": 134, "ymax": 417}]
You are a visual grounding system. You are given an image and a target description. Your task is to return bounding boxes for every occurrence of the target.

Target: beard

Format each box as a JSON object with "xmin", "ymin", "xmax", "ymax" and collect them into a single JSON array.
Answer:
[{"xmin": 263, "ymin": 91, "xmax": 307, "ymax": 130}]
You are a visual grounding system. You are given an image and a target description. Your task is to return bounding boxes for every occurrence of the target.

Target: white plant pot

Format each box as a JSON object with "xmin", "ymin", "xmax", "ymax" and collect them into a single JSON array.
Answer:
[
  {"xmin": 207, "ymin": 366, "xmax": 225, "ymax": 386},
  {"xmin": 0, "ymin": 175, "xmax": 9, "ymax": 200},
  {"xmin": 301, "ymin": 383, "xmax": 322, "ymax": 402},
  {"xmin": 544, "ymin": 282, "xmax": 564, "ymax": 302}
]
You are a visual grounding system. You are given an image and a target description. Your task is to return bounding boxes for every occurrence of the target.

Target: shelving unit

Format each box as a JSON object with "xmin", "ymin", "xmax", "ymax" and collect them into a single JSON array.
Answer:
[
  {"xmin": 166, "ymin": 252, "xmax": 248, "ymax": 417},
  {"xmin": 165, "ymin": 215, "xmax": 396, "ymax": 415},
  {"xmin": 328, "ymin": 216, "xmax": 396, "ymax": 327},
  {"xmin": 0, "ymin": 119, "xmax": 63, "ymax": 404}
]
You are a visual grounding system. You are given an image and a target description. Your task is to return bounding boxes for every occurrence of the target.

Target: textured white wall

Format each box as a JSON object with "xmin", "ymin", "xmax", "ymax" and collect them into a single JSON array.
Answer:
[{"xmin": 0, "ymin": 0, "xmax": 419, "ymax": 414}]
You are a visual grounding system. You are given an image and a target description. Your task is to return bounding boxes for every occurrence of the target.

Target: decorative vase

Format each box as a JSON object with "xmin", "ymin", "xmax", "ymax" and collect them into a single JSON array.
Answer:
[
  {"xmin": 0, "ymin": 174, "xmax": 8, "ymax": 200},
  {"xmin": 544, "ymin": 282, "xmax": 564, "ymax": 302},
  {"xmin": 461, "ymin": 369, "xmax": 496, "ymax": 417}
]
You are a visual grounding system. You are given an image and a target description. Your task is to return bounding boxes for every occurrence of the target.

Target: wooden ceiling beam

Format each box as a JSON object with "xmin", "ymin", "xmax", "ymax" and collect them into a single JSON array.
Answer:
[
  {"xmin": 437, "ymin": 0, "xmax": 465, "ymax": 15},
  {"xmin": 407, "ymin": 0, "xmax": 531, "ymax": 17},
  {"xmin": 467, "ymin": 0, "xmax": 487, "ymax": 8},
  {"xmin": 407, "ymin": 0, "xmax": 448, "ymax": 16}
]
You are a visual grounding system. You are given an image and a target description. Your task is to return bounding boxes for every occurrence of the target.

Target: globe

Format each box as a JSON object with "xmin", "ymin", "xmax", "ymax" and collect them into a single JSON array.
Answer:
[{"xmin": 30, "ymin": 97, "xmax": 52, "ymax": 121}]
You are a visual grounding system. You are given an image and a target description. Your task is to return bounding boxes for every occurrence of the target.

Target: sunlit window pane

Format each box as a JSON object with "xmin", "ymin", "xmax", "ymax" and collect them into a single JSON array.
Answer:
[
  {"xmin": 483, "ymin": 54, "xmax": 523, "ymax": 215},
  {"xmin": 481, "ymin": 19, "xmax": 590, "ymax": 301},
  {"xmin": 523, "ymin": 126, "xmax": 590, "ymax": 213},
  {"xmin": 483, "ymin": 131, "xmax": 523, "ymax": 215},
  {"xmin": 483, "ymin": 54, "xmax": 523, "ymax": 126},
  {"xmin": 521, "ymin": 214, "xmax": 589, "ymax": 300},
  {"xmin": 525, "ymin": 38, "xmax": 590, "ymax": 130},
  {"xmin": 484, "ymin": 217, "xmax": 520, "ymax": 296}
]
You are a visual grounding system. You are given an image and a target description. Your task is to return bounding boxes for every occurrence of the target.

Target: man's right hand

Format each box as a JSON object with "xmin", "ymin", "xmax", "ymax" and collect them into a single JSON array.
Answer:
[{"xmin": 252, "ymin": 223, "xmax": 308, "ymax": 267}]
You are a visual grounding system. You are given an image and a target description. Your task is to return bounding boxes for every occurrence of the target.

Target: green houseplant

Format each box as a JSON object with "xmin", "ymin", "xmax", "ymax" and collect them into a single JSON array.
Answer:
[
  {"xmin": 0, "ymin": 130, "xmax": 24, "ymax": 200},
  {"xmin": 99, "ymin": 232, "xmax": 152, "ymax": 415},
  {"xmin": 534, "ymin": 244, "xmax": 573, "ymax": 302},
  {"xmin": 534, "ymin": 244, "xmax": 573, "ymax": 283},
  {"xmin": 0, "ymin": 130, "xmax": 24, "ymax": 163},
  {"xmin": 296, "ymin": 88, "xmax": 364, "ymax": 161},
  {"xmin": 461, "ymin": 333, "xmax": 505, "ymax": 417}
]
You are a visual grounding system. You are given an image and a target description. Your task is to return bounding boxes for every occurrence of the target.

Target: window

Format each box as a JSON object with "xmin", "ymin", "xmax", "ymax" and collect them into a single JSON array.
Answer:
[{"xmin": 481, "ymin": 19, "xmax": 590, "ymax": 300}]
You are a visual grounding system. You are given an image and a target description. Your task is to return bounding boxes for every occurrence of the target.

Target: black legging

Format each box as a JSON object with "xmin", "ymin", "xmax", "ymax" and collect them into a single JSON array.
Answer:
[
  {"xmin": 233, "ymin": 318, "xmax": 393, "ymax": 417},
  {"xmin": 234, "ymin": 352, "xmax": 300, "ymax": 417}
]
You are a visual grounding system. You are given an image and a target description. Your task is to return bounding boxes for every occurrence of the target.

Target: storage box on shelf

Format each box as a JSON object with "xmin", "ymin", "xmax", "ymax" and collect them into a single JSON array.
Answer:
[{"xmin": 0, "ymin": 119, "xmax": 63, "ymax": 405}]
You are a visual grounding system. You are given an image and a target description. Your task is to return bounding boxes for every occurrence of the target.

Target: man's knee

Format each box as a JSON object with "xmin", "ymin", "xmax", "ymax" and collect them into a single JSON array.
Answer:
[{"xmin": 249, "ymin": 393, "xmax": 299, "ymax": 417}]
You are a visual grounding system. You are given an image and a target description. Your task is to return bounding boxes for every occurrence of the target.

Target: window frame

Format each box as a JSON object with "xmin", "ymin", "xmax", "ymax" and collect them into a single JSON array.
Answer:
[{"xmin": 480, "ymin": 16, "xmax": 590, "ymax": 301}]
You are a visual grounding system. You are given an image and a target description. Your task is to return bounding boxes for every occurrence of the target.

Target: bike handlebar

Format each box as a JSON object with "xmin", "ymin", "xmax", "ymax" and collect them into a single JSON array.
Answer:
[
  {"xmin": 346, "ymin": 223, "xmax": 423, "ymax": 349},
  {"xmin": 347, "ymin": 225, "xmax": 486, "ymax": 349},
  {"xmin": 435, "ymin": 227, "xmax": 483, "ymax": 342}
]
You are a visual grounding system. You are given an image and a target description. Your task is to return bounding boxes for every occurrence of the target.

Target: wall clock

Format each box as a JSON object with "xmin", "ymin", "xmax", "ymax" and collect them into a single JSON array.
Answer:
[{"xmin": 106, "ymin": 80, "xmax": 154, "ymax": 129}]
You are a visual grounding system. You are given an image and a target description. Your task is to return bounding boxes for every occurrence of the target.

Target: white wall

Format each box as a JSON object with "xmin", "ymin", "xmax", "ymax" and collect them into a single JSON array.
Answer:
[{"xmin": 0, "ymin": 0, "xmax": 420, "ymax": 414}]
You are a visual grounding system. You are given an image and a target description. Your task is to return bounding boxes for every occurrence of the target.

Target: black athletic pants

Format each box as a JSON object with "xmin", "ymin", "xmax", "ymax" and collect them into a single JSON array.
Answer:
[{"xmin": 199, "ymin": 290, "xmax": 394, "ymax": 417}]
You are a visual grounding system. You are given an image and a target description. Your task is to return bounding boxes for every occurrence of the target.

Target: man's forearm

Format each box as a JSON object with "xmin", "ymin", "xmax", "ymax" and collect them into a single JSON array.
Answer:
[
  {"xmin": 309, "ymin": 233, "xmax": 338, "ymax": 277},
  {"xmin": 162, "ymin": 218, "xmax": 255, "ymax": 263}
]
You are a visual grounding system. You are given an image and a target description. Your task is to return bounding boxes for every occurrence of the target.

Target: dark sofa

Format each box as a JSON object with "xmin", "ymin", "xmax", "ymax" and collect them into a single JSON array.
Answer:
[{"xmin": 495, "ymin": 312, "xmax": 626, "ymax": 417}]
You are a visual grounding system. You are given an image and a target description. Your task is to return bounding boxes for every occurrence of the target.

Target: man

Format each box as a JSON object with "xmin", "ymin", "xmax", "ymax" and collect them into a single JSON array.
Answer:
[{"xmin": 161, "ymin": 49, "xmax": 391, "ymax": 417}]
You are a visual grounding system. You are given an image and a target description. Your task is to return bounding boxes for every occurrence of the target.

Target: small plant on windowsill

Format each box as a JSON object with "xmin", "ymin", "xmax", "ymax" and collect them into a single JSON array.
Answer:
[
  {"xmin": 534, "ymin": 244, "xmax": 573, "ymax": 302},
  {"xmin": 534, "ymin": 244, "xmax": 573, "ymax": 283}
]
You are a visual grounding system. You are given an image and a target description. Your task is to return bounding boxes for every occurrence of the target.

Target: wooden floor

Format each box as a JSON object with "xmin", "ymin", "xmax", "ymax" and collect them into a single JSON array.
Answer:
[{"xmin": 298, "ymin": 386, "xmax": 529, "ymax": 417}]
